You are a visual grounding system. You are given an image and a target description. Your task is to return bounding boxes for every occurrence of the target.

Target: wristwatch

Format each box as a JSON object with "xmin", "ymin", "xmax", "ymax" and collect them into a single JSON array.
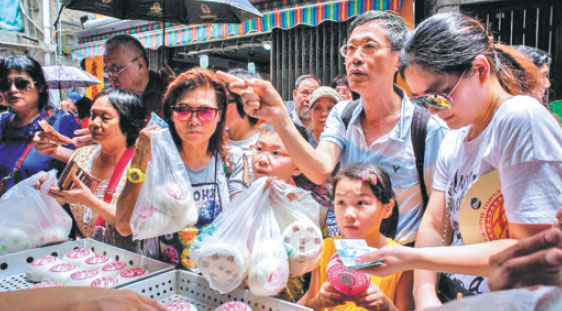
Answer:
[{"xmin": 126, "ymin": 167, "xmax": 146, "ymax": 183}]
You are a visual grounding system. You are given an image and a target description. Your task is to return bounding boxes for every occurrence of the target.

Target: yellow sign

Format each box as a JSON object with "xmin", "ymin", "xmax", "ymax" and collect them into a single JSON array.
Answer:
[
  {"xmin": 458, "ymin": 170, "xmax": 509, "ymax": 244},
  {"xmin": 149, "ymin": 2, "xmax": 163, "ymax": 17}
]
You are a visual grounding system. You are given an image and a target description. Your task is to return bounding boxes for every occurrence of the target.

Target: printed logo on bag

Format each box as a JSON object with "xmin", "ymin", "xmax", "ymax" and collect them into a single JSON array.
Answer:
[
  {"xmin": 138, "ymin": 204, "xmax": 156, "ymax": 219},
  {"xmin": 102, "ymin": 261, "xmax": 127, "ymax": 272},
  {"xmin": 85, "ymin": 255, "xmax": 110, "ymax": 265},
  {"xmin": 71, "ymin": 270, "xmax": 98, "ymax": 280},
  {"xmin": 119, "ymin": 267, "xmax": 147, "ymax": 278},
  {"xmin": 32, "ymin": 256, "xmax": 57, "ymax": 266},
  {"xmin": 91, "ymin": 276, "xmax": 119, "ymax": 288},
  {"xmin": 50, "ymin": 263, "xmax": 76, "ymax": 272},
  {"xmin": 165, "ymin": 301, "xmax": 193, "ymax": 311},
  {"xmin": 66, "ymin": 248, "xmax": 91, "ymax": 259},
  {"xmin": 31, "ymin": 281, "xmax": 63, "ymax": 289}
]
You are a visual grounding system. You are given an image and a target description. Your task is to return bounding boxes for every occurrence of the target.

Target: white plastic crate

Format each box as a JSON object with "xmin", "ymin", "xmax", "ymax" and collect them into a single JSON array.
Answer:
[{"xmin": 122, "ymin": 269, "xmax": 312, "ymax": 311}]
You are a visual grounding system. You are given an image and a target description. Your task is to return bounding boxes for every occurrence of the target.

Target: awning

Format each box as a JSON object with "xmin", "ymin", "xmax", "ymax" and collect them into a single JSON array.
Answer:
[{"xmin": 71, "ymin": 0, "xmax": 402, "ymax": 59}]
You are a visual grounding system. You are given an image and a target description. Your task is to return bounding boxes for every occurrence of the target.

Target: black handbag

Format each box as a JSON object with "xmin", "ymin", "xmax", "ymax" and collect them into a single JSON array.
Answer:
[{"xmin": 437, "ymin": 273, "xmax": 474, "ymax": 302}]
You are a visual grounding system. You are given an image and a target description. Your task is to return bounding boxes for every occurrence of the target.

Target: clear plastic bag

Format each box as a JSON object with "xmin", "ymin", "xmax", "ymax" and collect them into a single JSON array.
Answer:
[
  {"xmin": 270, "ymin": 181, "xmax": 323, "ymax": 276},
  {"xmin": 247, "ymin": 190, "xmax": 289, "ymax": 296},
  {"xmin": 190, "ymin": 178, "xmax": 269, "ymax": 294},
  {"xmin": 130, "ymin": 128, "xmax": 198, "ymax": 240},
  {"xmin": 0, "ymin": 170, "xmax": 71, "ymax": 255}
]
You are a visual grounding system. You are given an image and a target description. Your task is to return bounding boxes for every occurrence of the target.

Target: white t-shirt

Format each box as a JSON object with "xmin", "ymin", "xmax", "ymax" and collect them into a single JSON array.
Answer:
[
  {"xmin": 321, "ymin": 86, "xmax": 449, "ymax": 244},
  {"xmin": 433, "ymin": 95, "xmax": 562, "ymax": 294}
]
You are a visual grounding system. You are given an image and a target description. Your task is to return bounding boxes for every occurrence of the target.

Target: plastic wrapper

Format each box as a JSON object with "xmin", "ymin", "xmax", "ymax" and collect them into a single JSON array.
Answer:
[
  {"xmin": 130, "ymin": 128, "xmax": 198, "ymax": 240},
  {"xmin": 0, "ymin": 170, "xmax": 71, "ymax": 255},
  {"xmin": 270, "ymin": 181, "xmax": 323, "ymax": 276},
  {"xmin": 190, "ymin": 178, "xmax": 269, "ymax": 294},
  {"xmin": 247, "ymin": 193, "xmax": 289, "ymax": 296}
]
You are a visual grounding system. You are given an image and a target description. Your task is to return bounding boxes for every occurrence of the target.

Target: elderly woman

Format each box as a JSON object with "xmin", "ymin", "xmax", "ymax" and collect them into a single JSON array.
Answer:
[
  {"xmin": 117, "ymin": 67, "xmax": 242, "ymax": 269},
  {"xmin": 0, "ymin": 55, "xmax": 79, "ymax": 196},
  {"xmin": 45, "ymin": 87, "xmax": 145, "ymax": 251}
]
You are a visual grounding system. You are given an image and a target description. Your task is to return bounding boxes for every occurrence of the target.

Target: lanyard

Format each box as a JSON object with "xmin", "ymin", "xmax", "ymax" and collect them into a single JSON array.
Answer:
[{"xmin": 94, "ymin": 146, "xmax": 136, "ymax": 227}]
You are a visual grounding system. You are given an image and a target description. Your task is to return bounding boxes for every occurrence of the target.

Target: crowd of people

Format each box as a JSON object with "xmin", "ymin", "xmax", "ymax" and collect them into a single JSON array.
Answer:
[{"xmin": 0, "ymin": 9, "xmax": 561, "ymax": 311}]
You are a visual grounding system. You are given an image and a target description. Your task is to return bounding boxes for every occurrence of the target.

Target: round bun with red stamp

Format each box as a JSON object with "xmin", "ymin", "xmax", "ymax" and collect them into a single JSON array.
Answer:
[
  {"xmin": 31, "ymin": 281, "xmax": 63, "ymax": 289},
  {"xmin": 90, "ymin": 276, "xmax": 120, "ymax": 288},
  {"xmin": 164, "ymin": 300, "xmax": 198, "ymax": 311},
  {"xmin": 83, "ymin": 255, "xmax": 111, "ymax": 271},
  {"xmin": 214, "ymin": 301, "xmax": 253, "ymax": 311},
  {"xmin": 42, "ymin": 262, "xmax": 78, "ymax": 284},
  {"xmin": 63, "ymin": 248, "xmax": 94, "ymax": 268},
  {"xmin": 99, "ymin": 261, "xmax": 128, "ymax": 277},
  {"xmin": 26, "ymin": 255, "xmax": 64, "ymax": 283},
  {"xmin": 326, "ymin": 254, "xmax": 370, "ymax": 296},
  {"xmin": 66, "ymin": 269, "xmax": 99, "ymax": 286},
  {"xmin": 117, "ymin": 267, "xmax": 148, "ymax": 284}
]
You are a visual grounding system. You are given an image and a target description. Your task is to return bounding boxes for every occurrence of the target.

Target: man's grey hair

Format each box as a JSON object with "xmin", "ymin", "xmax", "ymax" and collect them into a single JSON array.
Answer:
[
  {"xmin": 104, "ymin": 34, "xmax": 149, "ymax": 65},
  {"xmin": 348, "ymin": 11, "xmax": 409, "ymax": 51},
  {"xmin": 294, "ymin": 74, "xmax": 321, "ymax": 90}
]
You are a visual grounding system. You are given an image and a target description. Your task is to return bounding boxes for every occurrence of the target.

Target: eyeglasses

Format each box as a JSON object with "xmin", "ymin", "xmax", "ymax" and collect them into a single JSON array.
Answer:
[
  {"xmin": 0, "ymin": 78, "xmax": 34, "ymax": 92},
  {"xmin": 102, "ymin": 56, "xmax": 140, "ymax": 80},
  {"xmin": 339, "ymin": 41, "xmax": 385, "ymax": 58},
  {"xmin": 410, "ymin": 75, "xmax": 464, "ymax": 110},
  {"xmin": 250, "ymin": 144, "xmax": 290, "ymax": 158},
  {"xmin": 171, "ymin": 105, "xmax": 220, "ymax": 121}
]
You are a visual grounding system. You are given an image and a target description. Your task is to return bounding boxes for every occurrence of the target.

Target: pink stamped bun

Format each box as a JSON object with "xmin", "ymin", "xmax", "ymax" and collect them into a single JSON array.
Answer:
[{"xmin": 326, "ymin": 254, "xmax": 370, "ymax": 296}]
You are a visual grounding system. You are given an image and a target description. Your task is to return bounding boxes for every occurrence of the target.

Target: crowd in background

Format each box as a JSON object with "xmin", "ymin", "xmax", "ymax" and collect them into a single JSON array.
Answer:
[{"xmin": 0, "ymin": 9, "xmax": 561, "ymax": 311}]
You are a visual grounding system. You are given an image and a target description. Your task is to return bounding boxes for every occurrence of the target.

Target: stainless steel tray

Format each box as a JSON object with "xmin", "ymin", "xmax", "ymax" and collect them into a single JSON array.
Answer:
[
  {"xmin": 0, "ymin": 239, "xmax": 173, "ymax": 292},
  {"xmin": 122, "ymin": 270, "xmax": 312, "ymax": 311}
]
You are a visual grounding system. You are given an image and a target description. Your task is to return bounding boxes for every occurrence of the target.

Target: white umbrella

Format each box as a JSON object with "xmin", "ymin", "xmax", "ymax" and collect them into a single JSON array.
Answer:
[{"xmin": 43, "ymin": 65, "xmax": 101, "ymax": 89}]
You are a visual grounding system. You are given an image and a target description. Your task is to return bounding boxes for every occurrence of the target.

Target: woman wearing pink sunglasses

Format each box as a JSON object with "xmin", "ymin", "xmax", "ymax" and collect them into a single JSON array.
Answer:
[
  {"xmin": 354, "ymin": 13, "xmax": 562, "ymax": 309},
  {"xmin": 116, "ymin": 68, "xmax": 243, "ymax": 270}
]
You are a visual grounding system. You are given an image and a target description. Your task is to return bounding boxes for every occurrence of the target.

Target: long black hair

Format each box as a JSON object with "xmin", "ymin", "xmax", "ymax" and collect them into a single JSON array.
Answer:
[
  {"xmin": 400, "ymin": 13, "xmax": 540, "ymax": 96},
  {"xmin": 332, "ymin": 162, "xmax": 399, "ymax": 239},
  {"xmin": 0, "ymin": 55, "xmax": 51, "ymax": 111},
  {"xmin": 92, "ymin": 87, "xmax": 145, "ymax": 147}
]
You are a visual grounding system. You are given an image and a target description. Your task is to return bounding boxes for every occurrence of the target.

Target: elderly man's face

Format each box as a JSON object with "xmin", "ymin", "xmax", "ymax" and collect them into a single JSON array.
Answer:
[
  {"xmin": 293, "ymin": 78, "xmax": 320, "ymax": 111},
  {"xmin": 103, "ymin": 46, "xmax": 146, "ymax": 95},
  {"xmin": 345, "ymin": 21, "xmax": 400, "ymax": 96}
]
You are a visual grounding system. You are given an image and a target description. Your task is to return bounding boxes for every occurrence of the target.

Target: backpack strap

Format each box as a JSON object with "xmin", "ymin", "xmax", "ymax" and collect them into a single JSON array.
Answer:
[
  {"xmin": 341, "ymin": 100, "xmax": 360, "ymax": 129},
  {"xmin": 410, "ymin": 107, "xmax": 430, "ymax": 210}
]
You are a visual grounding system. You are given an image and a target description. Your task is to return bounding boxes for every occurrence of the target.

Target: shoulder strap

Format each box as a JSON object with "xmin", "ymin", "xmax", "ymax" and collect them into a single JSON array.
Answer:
[
  {"xmin": 341, "ymin": 100, "xmax": 360, "ymax": 129},
  {"xmin": 410, "ymin": 107, "xmax": 430, "ymax": 210},
  {"xmin": 96, "ymin": 146, "xmax": 137, "ymax": 227}
]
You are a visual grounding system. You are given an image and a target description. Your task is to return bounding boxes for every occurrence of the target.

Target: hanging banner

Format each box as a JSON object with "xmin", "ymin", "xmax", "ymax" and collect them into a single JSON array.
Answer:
[{"xmin": 84, "ymin": 56, "xmax": 104, "ymax": 99}]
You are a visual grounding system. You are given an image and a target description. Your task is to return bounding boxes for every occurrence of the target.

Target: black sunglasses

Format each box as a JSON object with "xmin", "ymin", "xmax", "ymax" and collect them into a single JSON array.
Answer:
[{"xmin": 0, "ymin": 78, "xmax": 34, "ymax": 92}]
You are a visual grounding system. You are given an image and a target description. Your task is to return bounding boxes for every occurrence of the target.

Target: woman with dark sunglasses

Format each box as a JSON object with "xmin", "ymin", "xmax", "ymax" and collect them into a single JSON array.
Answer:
[
  {"xmin": 351, "ymin": 13, "xmax": 562, "ymax": 309},
  {"xmin": 0, "ymin": 55, "xmax": 80, "ymax": 196},
  {"xmin": 116, "ymin": 67, "xmax": 243, "ymax": 269}
]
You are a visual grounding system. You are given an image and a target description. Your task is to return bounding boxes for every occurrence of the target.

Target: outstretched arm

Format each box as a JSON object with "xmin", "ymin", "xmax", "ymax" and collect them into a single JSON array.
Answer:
[{"xmin": 217, "ymin": 72, "xmax": 341, "ymax": 185}]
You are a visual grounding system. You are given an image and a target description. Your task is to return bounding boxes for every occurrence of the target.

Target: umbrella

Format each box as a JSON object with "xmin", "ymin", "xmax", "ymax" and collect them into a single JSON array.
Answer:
[
  {"xmin": 62, "ymin": 0, "xmax": 262, "ymax": 26},
  {"xmin": 43, "ymin": 65, "xmax": 101, "ymax": 89}
]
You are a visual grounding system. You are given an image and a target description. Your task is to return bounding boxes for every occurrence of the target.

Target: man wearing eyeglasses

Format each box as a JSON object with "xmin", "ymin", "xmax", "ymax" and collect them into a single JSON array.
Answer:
[
  {"xmin": 222, "ymin": 11, "xmax": 448, "ymax": 248},
  {"xmin": 103, "ymin": 34, "xmax": 168, "ymax": 117}
]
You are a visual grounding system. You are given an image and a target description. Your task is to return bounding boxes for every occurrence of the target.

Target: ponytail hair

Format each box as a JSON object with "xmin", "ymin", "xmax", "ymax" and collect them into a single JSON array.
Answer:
[{"xmin": 400, "ymin": 13, "xmax": 540, "ymax": 96}]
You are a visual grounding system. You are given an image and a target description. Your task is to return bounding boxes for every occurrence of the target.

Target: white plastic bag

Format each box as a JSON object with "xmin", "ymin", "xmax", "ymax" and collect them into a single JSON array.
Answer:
[
  {"xmin": 190, "ymin": 178, "xmax": 269, "ymax": 294},
  {"xmin": 130, "ymin": 128, "xmax": 198, "ymax": 240},
  {"xmin": 270, "ymin": 181, "xmax": 323, "ymax": 276},
  {"xmin": 247, "ymin": 197, "xmax": 289, "ymax": 296},
  {"xmin": 0, "ymin": 170, "xmax": 71, "ymax": 255}
]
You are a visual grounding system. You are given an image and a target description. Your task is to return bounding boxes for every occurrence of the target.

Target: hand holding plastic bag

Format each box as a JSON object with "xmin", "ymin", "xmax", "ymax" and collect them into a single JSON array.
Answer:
[
  {"xmin": 190, "ymin": 178, "xmax": 269, "ymax": 294},
  {"xmin": 130, "ymin": 128, "xmax": 198, "ymax": 240},
  {"xmin": 0, "ymin": 170, "xmax": 71, "ymax": 255},
  {"xmin": 270, "ymin": 181, "xmax": 323, "ymax": 276}
]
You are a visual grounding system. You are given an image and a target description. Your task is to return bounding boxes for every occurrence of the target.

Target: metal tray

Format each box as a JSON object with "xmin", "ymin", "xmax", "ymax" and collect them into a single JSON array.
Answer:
[
  {"xmin": 0, "ymin": 239, "xmax": 173, "ymax": 292},
  {"xmin": 122, "ymin": 270, "xmax": 312, "ymax": 311}
]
